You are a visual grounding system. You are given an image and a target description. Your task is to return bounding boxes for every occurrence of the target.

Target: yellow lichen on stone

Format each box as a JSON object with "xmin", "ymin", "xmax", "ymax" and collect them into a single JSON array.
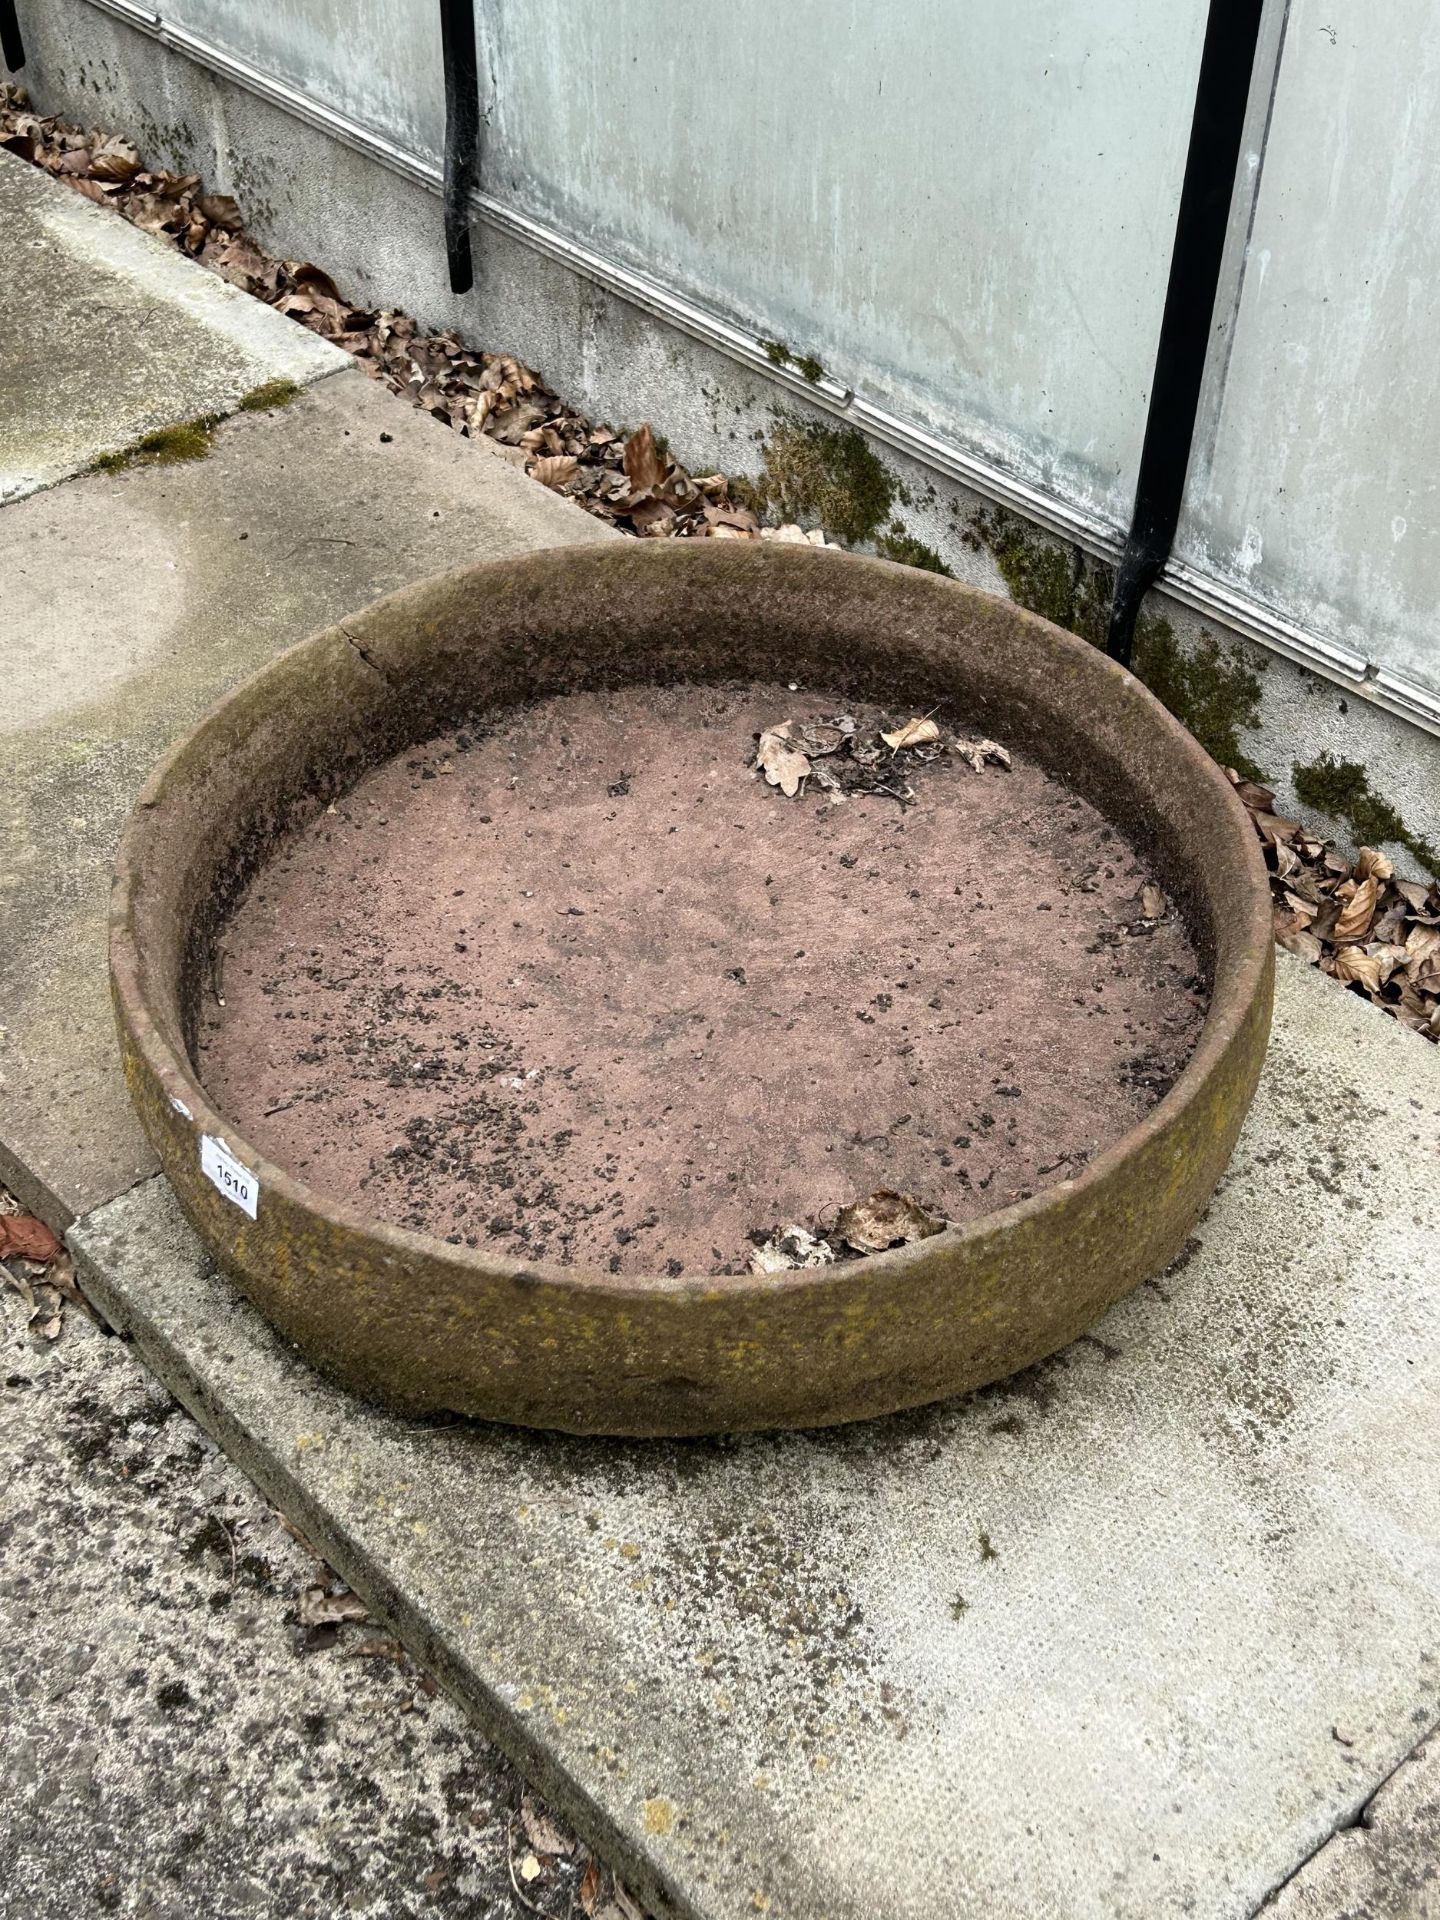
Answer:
[{"xmin": 643, "ymin": 1797, "xmax": 675, "ymax": 1835}]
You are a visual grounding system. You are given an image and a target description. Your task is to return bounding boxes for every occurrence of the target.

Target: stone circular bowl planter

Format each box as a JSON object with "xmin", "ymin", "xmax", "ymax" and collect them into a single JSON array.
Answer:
[{"xmin": 111, "ymin": 541, "xmax": 1273, "ymax": 1436}]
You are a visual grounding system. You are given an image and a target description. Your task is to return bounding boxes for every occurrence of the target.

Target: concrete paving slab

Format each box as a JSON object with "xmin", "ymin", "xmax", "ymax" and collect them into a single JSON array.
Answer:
[
  {"xmin": 69, "ymin": 957, "xmax": 1440, "ymax": 1920},
  {"xmin": 0, "ymin": 370, "xmax": 614, "ymax": 1228},
  {"xmin": 1267, "ymin": 1735, "xmax": 1439, "ymax": 1918},
  {"xmin": 0, "ymin": 148, "xmax": 349, "ymax": 501},
  {"xmin": 0, "ymin": 1282, "xmax": 590, "ymax": 1920}
]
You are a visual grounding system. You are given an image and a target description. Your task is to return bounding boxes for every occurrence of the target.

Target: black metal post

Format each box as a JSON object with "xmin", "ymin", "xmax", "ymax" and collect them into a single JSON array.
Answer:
[
  {"xmin": 1105, "ymin": 0, "xmax": 1269, "ymax": 665},
  {"xmin": 1, "ymin": 0, "xmax": 25, "ymax": 75},
  {"xmin": 438, "ymin": 0, "xmax": 481, "ymax": 295}
]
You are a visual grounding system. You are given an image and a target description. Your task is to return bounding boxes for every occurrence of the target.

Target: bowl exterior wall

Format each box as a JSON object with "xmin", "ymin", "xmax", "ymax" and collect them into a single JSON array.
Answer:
[{"xmin": 111, "ymin": 543, "xmax": 1275, "ymax": 1435}]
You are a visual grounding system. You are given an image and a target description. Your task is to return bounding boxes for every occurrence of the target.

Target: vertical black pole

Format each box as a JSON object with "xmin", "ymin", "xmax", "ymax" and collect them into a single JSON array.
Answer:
[
  {"xmin": 438, "ymin": 0, "xmax": 480, "ymax": 295},
  {"xmin": 1106, "ymin": 0, "xmax": 1269, "ymax": 665},
  {"xmin": 1, "ymin": 0, "xmax": 25, "ymax": 75}
]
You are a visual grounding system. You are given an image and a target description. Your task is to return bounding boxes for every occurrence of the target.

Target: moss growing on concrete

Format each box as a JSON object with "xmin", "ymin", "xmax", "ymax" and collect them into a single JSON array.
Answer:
[
  {"xmin": 875, "ymin": 526, "xmax": 953, "ymax": 576},
  {"xmin": 758, "ymin": 341, "xmax": 824, "ymax": 382},
  {"xmin": 750, "ymin": 416, "xmax": 896, "ymax": 546},
  {"xmin": 968, "ymin": 506, "xmax": 1115, "ymax": 650},
  {"xmin": 1293, "ymin": 754, "xmax": 1439, "ymax": 876},
  {"xmin": 969, "ymin": 506, "xmax": 1267, "ymax": 778},
  {"xmin": 970, "ymin": 507, "xmax": 1093, "ymax": 637},
  {"xmin": 93, "ymin": 415, "xmax": 219, "ymax": 473},
  {"xmin": 240, "ymin": 378, "xmax": 301, "ymax": 412},
  {"xmin": 1130, "ymin": 620, "xmax": 1267, "ymax": 783}
]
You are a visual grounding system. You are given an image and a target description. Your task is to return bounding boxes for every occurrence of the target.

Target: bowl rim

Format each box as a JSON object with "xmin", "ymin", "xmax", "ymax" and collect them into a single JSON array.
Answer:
[{"xmin": 110, "ymin": 539, "xmax": 1275, "ymax": 1307}]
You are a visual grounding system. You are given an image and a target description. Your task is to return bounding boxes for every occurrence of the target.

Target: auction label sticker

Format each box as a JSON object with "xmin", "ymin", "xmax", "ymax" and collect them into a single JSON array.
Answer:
[{"xmin": 200, "ymin": 1135, "xmax": 259, "ymax": 1219}]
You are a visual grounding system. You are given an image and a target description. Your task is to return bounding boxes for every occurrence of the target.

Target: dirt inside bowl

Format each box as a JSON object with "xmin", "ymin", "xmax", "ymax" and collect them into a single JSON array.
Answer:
[{"xmin": 194, "ymin": 679, "xmax": 1207, "ymax": 1275}]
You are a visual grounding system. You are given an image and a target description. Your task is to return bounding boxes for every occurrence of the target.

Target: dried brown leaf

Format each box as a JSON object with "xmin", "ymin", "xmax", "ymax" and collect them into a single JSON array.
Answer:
[
  {"xmin": 89, "ymin": 135, "xmax": 142, "ymax": 182},
  {"xmin": 1366, "ymin": 942, "xmax": 1410, "ymax": 986},
  {"xmin": 579, "ymin": 1859, "xmax": 604, "ymax": 1915},
  {"xmin": 955, "ymin": 737, "xmax": 1012, "ymax": 773},
  {"xmin": 1276, "ymin": 926, "xmax": 1323, "ymax": 965},
  {"xmin": 349, "ymin": 1637, "xmax": 407, "ymax": 1661},
  {"xmin": 755, "ymin": 723, "xmax": 811, "ymax": 798},
  {"xmin": 298, "ymin": 1584, "xmax": 371, "ymax": 1627},
  {"xmin": 622, "ymin": 422, "xmax": 666, "ymax": 494},
  {"xmin": 1282, "ymin": 890, "xmax": 1317, "ymax": 927},
  {"xmin": 706, "ymin": 503, "xmax": 759, "ymax": 529},
  {"xmin": 530, "ymin": 454, "xmax": 579, "ymax": 491},
  {"xmin": 1227, "ymin": 773, "xmax": 1277, "ymax": 813},
  {"xmin": 1332, "ymin": 875, "xmax": 1378, "ymax": 944},
  {"xmin": 629, "ymin": 497, "xmax": 677, "ymax": 536},
  {"xmin": 198, "ymin": 191, "xmax": 244, "ymax": 231},
  {"xmin": 0, "ymin": 1213, "xmax": 62, "ymax": 1263},
  {"xmin": 1252, "ymin": 812, "xmax": 1300, "ymax": 845},
  {"xmin": 881, "ymin": 716, "xmax": 940, "ymax": 750},
  {"xmin": 1331, "ymin": 946, "xmax": 1382, "ymax": 992},
  {"xmin": 835, "ymin": 1190, "xmax": 945, "ymax": 1255}
]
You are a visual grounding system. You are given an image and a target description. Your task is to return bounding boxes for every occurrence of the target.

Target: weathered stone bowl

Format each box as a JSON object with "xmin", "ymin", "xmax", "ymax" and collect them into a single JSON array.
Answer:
[{"xmin": 111, "ymin": 541, "xmax": 1273, "ymax": 1435}]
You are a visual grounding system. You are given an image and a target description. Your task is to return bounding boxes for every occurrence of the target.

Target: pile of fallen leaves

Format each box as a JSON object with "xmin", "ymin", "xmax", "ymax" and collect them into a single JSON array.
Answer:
[
  {"xmin": 751, "ymin": 1189, "xmax": 945, "ymax": 1272},
  {"xmin": 1230, "ymin": 771, "xmax": 1440, "ymax": 1042},
  {"xmin": 0, "ymin": 84, "xmax": 764, "ymax": 543},
  {"xmin": 0, "ymin": 1191, "xmax": 86, "ymax": 1339},
  {"xmin": 755, "ymin": 711, "xmax": 1010, "ymax": 806}
]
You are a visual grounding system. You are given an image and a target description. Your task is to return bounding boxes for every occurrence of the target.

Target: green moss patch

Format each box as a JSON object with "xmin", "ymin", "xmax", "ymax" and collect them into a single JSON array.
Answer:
[
  {"xmin": 759, "ymin": 341, "xmax": 824, "ymax": 382},
  {"xmin": 1131, "ymin": 621, "xmax": 1266, "ymax": 783},
  {"xmin": 1293, "ymin": 754, "xmax": 1438, "ymax": 876},
  {"xmin": 240, "ymin": 378, "xmax": 301, "ymax": 412},
  {"xmin": 750, "ymin": 417, "xmax": 895, "ymax": 546},
  {"xmin": 92, "ymin": 382, "xmax": 301, "ymax": 476},
  {"xmin": 93, "ymin": 415, "xmax": 220, "ymax": 474},
  {"xmin": 968, "ymin": 506, "xmax": 1267, "ymax": 778},
  {"xmin": 967, "ymin": 507, "xmax": 1110, "ymax": 648},
  {"xmin": 875, "ymin": 527, "xmax": 953, "ymax": 576}
]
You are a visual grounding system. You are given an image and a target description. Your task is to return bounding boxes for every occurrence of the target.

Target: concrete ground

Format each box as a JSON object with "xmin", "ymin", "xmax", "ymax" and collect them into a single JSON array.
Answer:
[
  {"xmin": 0, "ymin": 149, "xmax": 343, "ymax": 501},
  {"xmin": 3, "ymin": 111, "xmax": 1440, "ymax": 1920},
  {"xmin": 0, "ymin": 1280, "xmax": 609, "ymax": 1920},
  {"xmin": 64, "ymin": 961, "xmax": 1440, "ymax": 1920},
  {"xmin": 1266, "ymin": 1741, "xmax": 1439, "ymax": 1918}
]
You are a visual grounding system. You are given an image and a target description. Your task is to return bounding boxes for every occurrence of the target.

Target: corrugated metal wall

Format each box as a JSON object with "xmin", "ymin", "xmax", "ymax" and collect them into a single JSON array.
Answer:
[
  {"xmin": 1180, "ymin": 0, "xmax": 1440, "ymax": 699},
  {"xmin": 58, "ymin": 0, "xmax": 1440, "ymax": 708}
]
